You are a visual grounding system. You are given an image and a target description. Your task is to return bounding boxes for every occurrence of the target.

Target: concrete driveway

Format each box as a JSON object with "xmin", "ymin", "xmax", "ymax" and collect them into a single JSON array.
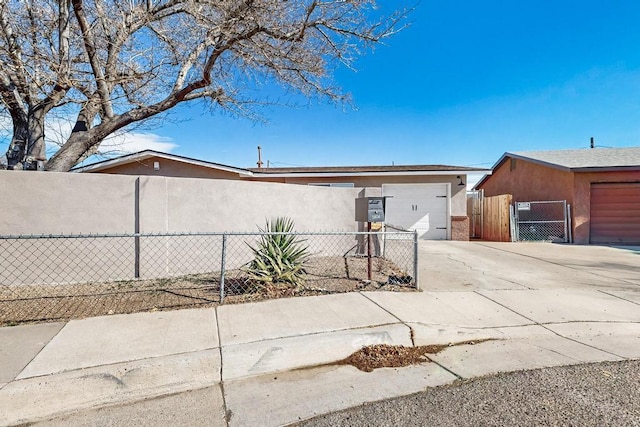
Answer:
[{"xmin": 418, "ymin": 241, "xmax": 640, "ymax": 292}]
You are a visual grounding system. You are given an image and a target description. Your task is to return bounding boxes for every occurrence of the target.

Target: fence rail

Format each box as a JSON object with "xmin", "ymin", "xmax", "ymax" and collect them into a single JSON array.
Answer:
[{"xmin": 0, "ymin": 230, "xmax": 418, "ymax": 326}]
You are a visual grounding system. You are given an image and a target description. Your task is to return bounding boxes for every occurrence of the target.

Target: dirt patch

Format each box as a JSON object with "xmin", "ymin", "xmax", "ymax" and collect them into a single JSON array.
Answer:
[
  {"xmin": 0, "ymin": 255, "xmax": 416, "ymax": 326},
  {"xmin": 337, "ymin": 340, "xmax": 495, "ymax": 372}
]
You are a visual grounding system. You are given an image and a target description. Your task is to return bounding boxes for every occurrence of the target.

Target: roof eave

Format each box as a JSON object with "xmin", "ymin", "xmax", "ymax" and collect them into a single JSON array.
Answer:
[
  {"xmin": 472, "ymin": 174, "xmax": 491, "ymax": 190},
  {"xmin": 73, "ymin": 150, "xmax": 254, "ymax": 176},
  {"xmin": 572, "ymin": 165, "xmax": 640, "ymax": 172},
  {"xmin": 251, "ymin": 170, "xmax": 491, "ymax": 178},
  {"xmin": 72, "ymin": 151, "xmax": 157, "ymax": 173},
  {"xmin": 505, "ymin": 152, "xmax": 572, "ymax": 172},
  {"xmin": 473, "ymin": 152, "xmax": 570, "ymax": 190}
]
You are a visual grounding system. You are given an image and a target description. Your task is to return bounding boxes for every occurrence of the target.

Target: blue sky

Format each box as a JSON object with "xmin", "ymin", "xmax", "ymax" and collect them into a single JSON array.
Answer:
[
  {"xmin": 7, "ymin": 1, "xmax": 640, "ymax": 174},
  {"xmin": 150, "ymin": 1, "xmax": 640, "ymax": 170}
]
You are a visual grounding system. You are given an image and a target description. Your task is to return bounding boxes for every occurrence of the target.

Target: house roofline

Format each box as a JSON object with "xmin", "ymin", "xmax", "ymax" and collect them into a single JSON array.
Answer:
[
  {"xmin": 72, "ymin": 150, "xmax": 254, "ymax": 176},
  {"xmin": 472, "ymin": 174, "xmax": 491, "ymax": 190},
  {"xmin": 251, "ymin": 170, "xmax": 490, "ymax": 179},
  {"xmin": 74, "ymin": 150, "xmax": 491, "ymax": 179},
  {"xmin": 472, "ymin": 152, "xmax": 640, "ymax": 190}
]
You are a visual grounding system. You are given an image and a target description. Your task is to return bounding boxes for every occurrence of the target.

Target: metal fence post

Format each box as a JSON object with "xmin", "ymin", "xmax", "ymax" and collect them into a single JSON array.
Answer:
[
  {"xmin": 567, "ymin": 204, "xmax": 573, "ymax": 243},
  {"xmin": 219, "ymin": 234, "xmax": 227, "ymax": 303},
  {"xmin": 413, "ymin": 230, "xmax": 419, "ymax": 289},
  {"xmin": 134, "ymin": 178, "xmax": 140, "ymax": 278},
  {"xmin": 563, "ymin": 200, "xmax": 568, "ymax": 243}
]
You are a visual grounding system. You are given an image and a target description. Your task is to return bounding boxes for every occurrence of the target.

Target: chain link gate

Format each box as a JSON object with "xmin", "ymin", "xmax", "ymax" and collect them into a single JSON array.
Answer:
[{"xmin": 513, "ymin": 200, "xmax": 569, "ymax": 242}]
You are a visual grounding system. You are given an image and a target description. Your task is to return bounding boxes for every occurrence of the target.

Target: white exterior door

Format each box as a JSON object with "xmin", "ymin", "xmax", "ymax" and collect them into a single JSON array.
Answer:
[{"xmin": 382, "ymin": 183, "xmax": 450, "ymax": 240}]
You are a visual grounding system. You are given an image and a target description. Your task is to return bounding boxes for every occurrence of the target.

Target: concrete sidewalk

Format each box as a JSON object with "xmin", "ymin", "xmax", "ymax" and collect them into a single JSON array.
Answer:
[{"xmin": 1, "ymin": 289, "xmax": 639, "ymax": 426}]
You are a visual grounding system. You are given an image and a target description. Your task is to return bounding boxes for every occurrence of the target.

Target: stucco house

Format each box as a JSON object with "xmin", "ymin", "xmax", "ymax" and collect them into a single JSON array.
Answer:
[
  {"xmin": 475, "ymin": 147, "xmax": 640, "ymax": 244},
  {"xmin": 74, "ymin": 150, "xmax": 489, "ymax": 241}
]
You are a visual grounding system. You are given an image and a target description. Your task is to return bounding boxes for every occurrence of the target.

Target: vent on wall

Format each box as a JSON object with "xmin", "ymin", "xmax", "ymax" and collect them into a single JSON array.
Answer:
[{"xmin": 153, "ymin": 161, "xmax": 160, "ymax": 171}]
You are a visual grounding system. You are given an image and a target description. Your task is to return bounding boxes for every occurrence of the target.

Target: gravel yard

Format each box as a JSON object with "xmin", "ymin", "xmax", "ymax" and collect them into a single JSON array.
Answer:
[{"xmin": 296, "ymin": 360, "xmax": 640, "ymax": 427}]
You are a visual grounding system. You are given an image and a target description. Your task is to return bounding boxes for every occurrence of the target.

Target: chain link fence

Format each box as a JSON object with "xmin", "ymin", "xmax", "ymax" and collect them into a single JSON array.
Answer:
[
  {"xmin": 0, "ymin": 231, "xmax": 417, "ymax": 326},
  {"xmin": 513, "ymin": 201, "xmax": 568, "ymax": 242}
]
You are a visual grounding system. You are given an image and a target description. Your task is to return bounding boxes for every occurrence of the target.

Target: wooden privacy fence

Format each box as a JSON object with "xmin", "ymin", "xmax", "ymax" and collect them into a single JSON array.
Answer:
[{"xmin": 481, "ymin": 194, "xmax": 512, "ymax": 242}]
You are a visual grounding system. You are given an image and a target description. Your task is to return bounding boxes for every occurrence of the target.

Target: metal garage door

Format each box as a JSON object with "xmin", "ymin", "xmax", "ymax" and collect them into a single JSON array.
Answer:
[
  {"xmin": 590, "ymin": 183, "xmax": 640, "ymax": 244},
  {"xmin": 382, "ymin": 184, "xmax": 450, "ymax": 240}
]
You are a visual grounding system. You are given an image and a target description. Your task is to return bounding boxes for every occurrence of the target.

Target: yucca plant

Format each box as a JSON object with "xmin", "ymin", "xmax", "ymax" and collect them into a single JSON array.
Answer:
[{"xmin": 244, "ymin": 217, "xmax": 309, "ymax": 292}]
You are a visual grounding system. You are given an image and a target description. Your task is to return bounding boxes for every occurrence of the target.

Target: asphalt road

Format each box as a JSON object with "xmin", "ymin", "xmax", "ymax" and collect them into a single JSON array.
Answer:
[{"xmin": 296, "ymin": 360, "xmax": 640, "ymax": 427}]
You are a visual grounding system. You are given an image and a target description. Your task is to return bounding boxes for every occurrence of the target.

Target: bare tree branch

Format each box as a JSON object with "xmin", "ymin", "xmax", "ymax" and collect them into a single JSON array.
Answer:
[
  {"xmin": 72, "ymin": 0, "xmax": 115, "ymax": 118},
  {"xmin": 0, "ymin": 0, "xmax": 410, "ymax": 171}
]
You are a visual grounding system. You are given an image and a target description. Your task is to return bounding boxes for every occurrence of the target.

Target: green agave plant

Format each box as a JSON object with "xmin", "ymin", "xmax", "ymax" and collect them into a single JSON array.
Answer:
[{"xmin": 245, "ymin": 217, "xmax": 309, "ymax": 290}]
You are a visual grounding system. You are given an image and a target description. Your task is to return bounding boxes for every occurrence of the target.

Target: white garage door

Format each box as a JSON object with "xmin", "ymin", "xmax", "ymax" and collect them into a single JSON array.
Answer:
[{"xmin": 382, "ymin": 183, "xmax": 450, "ymax": 240}]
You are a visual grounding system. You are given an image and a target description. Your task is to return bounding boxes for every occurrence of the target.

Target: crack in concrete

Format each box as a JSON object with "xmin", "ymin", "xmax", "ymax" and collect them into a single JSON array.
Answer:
[
  {"xmin": 81, "ymin": 372, "xmax": 126, "ymax": 387},
  {"xmin": 220, "ymin": 321, "xmax": 403, "ymax": 349},
  {"xmin": 598, "ymin": 290, "xmax": 640, "ymax": 306},
  {"xmin": 527, "ymin": 343, "xmax": 585, "ymax": 363},
  {"xmin": 474, "ymin": 242, "xmax": 640, "ymax": 288},
  {"xmin": 14, "ymin": 346, "xmax": 222, "ymax": 382},
  {"xmin": 427, "ymin": 357, "xmax": 464, "ymax": 380},
  {"xmin": 359, "ymin": 292, "xmax": 415, "ymax": 346},
  {"xmin": 405, "ymin": 321, "xmax": 535, "ymax": 330},
  {"xmin": 473, "ymin": 291, "xmax": 627, "ymax": 360},
  {"xmin": 443, "ymin": 253, "xmax": 534, "ymax": 290},
  {"xmin": 214, "ymin": 306, "xmax": 230, "ymax": 427}
]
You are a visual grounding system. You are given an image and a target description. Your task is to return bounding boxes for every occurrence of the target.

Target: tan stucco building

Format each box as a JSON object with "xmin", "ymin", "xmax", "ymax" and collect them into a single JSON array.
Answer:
[{"xmin": 75, "ymin": 150, "xmax": 489, "ymax": 241}]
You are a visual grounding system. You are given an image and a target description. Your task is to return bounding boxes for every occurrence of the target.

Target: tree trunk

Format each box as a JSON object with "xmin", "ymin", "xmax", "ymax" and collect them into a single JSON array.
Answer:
[
  {"xmin": 5, "ymin": 111, "xmax": 46, "ymax": 170},
  {"xmin": 45, "ymin": 130, "xmax": 97, "ymax": 172}
]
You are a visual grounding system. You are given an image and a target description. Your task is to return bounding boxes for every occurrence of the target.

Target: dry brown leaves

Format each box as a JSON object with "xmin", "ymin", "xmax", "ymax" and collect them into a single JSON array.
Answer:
[{"xmin": 337, "ymin": 340, "xmax": 494, "ymax": 372}]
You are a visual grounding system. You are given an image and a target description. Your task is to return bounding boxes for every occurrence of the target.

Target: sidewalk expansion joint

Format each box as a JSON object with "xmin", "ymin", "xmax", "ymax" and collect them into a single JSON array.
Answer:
[
  {"xmin": 474, "ymin": 291, "xmax": 626, "ymax": 360},
  {"xmin": 16, "ymin": 321, "xmax": 68, "ymax": 381}
]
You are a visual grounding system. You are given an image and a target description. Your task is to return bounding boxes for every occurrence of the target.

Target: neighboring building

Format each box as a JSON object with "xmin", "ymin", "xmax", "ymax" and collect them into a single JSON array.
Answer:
[
  {"xmin": 475, "ymin": 147, "xmax": 640, "ymax": 244},
  {"xmin": 74, "ymin": 150, "xmax": 490, "ymax": 241}
]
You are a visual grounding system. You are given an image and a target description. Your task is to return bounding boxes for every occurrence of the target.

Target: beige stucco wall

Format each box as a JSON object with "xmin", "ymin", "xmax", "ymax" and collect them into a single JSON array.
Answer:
[
  {"xmin": 138, "ymin": 175, "xmax": 359, "ymax": 233},
  {"xmin": 0, "ymin": 171, "xmax": 139, "ymax": 284},
  {"xmin": 0, "ymin": 170, "xmax": 137, "ymax": 234},
  {"xmin": 0, "ymin": 170, "xmax": 358, "ymax": 234},
  {"xmin": 0, "ymin": 171, "xmax": 360, "ymax": 284},
  {"xmin": 255, "ymin": 174, "xmax": 468, "ymax": 217},
  {"xmin": 89, "ymin": 159, "xmax": 469, "ymax": 218}
]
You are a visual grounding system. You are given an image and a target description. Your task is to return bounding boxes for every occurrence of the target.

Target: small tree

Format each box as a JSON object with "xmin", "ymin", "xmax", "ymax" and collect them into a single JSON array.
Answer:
[
  {"xmin": 0, "ymin": 1, "xmax": 408, "ymax": 171},
  {"xmin": 245, "ymin": 217, "xmax": 309, "ymax": 293}
]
